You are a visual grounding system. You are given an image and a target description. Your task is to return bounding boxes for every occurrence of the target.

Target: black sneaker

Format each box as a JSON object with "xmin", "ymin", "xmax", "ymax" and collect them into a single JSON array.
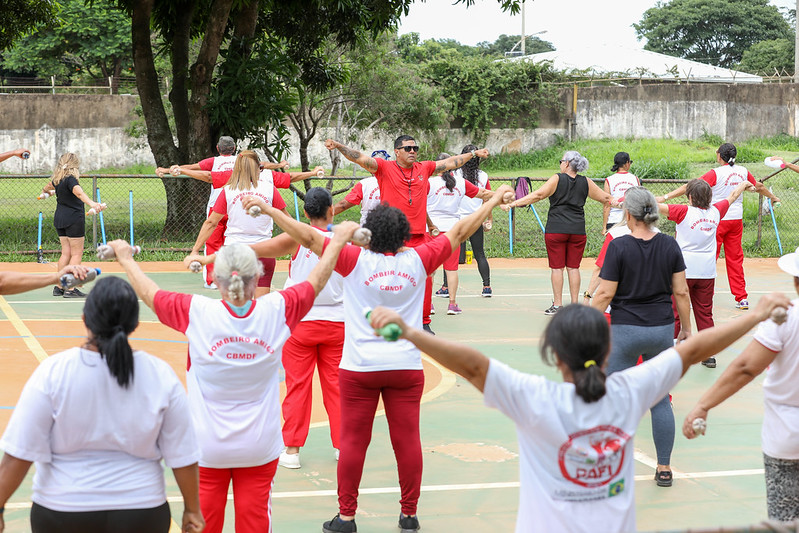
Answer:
[
  {"xmin": 322, "ymin": 514, "xmax": 357, "ymax": 533},
  {"xmin": 63, "ymin": 288, "xmax": 87, "ymax": 298},
  {"xmin": 422, "ymin": 323, "xmax": 435, "ymax": 335},
  {"xmin": 53, "ymin": 286, "xmax": 64, "ymax": 296},
  {"xmin": 435, "ymin": 286, "xmax": 449, "ymax": 298},
  {"xmin": 398, "ymin": 514, "xmax": 420, "ymax": 532},
  {"xmin": 701, "ymin": 357, "xmax": 717, "ymax": 368},
  {"xmin": 544, "ymin": 304, "xmax": 560, "ymax": 316},
  {"xmin": 481, "ymin": 286, "xmax": 492, "ymax": 298}
]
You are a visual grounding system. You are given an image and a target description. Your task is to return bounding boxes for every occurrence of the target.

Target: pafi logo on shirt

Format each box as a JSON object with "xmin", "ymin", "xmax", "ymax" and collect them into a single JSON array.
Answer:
[{"xmin": 558, "ymin": 425, "xmax": 629, "ymax": 489}]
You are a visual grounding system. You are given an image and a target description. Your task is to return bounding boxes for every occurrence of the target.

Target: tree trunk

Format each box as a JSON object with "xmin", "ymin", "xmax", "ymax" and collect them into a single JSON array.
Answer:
[{"xmin": 169, "ymin": 1, "xmax": 196, "ymax": 158}]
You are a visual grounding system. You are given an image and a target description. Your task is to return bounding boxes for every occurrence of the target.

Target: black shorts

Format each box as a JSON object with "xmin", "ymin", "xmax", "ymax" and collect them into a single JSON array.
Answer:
[
  {"xmin": 55, "ymin": 218, "xmax": 85, "ymax": 238},
  {"xmin": 30, "ymin": 501, "xmax": 170, "ymax": 533}
]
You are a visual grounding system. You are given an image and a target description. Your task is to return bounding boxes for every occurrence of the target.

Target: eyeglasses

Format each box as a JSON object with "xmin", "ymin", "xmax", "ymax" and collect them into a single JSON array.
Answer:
[
  {"xmin": 559, "ymin": 159, "xmax": 566, "ymax": 163},
  {"xmin": 400, "ymin": 146, "xmax": 420, "ymax": 153}
]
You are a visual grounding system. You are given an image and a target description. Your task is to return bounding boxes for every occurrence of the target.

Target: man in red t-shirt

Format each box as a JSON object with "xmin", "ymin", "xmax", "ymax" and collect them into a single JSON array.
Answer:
[{"xmin": 325, "ymin": 135, "xmax": 490, "ymax": 334}]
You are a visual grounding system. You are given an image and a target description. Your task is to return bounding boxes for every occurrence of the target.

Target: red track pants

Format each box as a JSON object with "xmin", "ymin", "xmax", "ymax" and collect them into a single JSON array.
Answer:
[
  {"xmin": 336, "ymin": 369, "xmax": 424, "ymax": 517},
  {"xmin": 716, "ymin": 219, "xmax": 747, "ymax": 301},
  {"xmin": 406, "ymin": 233, "xmax": 433, "ymax": 325},
  {"xmin": 204, "ymin": 214, "xmax": 227, "ymax": 286},
  {"xmin": 281, "ymin": 320, "xmax": 344, "ymax": 448},
  {"xmin": 199, "ymin": 460, "xmax": 277, "ymax": 533}
]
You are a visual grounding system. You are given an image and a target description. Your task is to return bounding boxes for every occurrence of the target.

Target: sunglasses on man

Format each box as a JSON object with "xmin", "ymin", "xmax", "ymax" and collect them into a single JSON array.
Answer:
[{"xmin": 398, "ymin": 146, "xmax": 420, "ymax": 153}]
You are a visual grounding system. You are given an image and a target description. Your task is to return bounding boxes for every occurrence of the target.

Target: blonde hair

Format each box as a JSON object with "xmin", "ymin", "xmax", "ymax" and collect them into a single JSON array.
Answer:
[
  {"xmin": 213, "ymin": 243, "xmax": 262, "ymax": 301},
  {"xmin": 51, "ymin": 153, "xmax": 80, "ymax": 186},
  {"xmin": 227, "ymin": 150, "xmax": 261, "ymax": 191}
]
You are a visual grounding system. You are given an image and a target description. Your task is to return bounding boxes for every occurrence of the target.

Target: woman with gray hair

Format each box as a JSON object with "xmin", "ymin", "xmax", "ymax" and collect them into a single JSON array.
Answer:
[
  {"xmin": 104, "ymin": 224, "xmax": 356, "ymax": 533},
  {"xmin": 504, "ymin": 151, "xmax": 615, "ymax": 315},
  {"xmin": 591, "ymin": 186, "xmax": 692, "ymax": 488}
]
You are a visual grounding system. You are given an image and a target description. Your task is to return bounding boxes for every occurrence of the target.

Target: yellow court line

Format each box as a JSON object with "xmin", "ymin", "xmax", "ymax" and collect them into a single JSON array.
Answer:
[{"xmin": 0, "ymin": 295, "xmax": 49, "ymax": 362}]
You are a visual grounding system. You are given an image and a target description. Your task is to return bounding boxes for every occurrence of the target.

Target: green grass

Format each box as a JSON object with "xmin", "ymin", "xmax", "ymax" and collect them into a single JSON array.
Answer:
[{"xmin": 2, "ymin": 136, "xmax": 797, "ymax": 261}]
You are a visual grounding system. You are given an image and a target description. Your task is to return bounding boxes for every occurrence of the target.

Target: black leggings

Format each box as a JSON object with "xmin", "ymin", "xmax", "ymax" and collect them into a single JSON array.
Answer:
[
  {"xmin": 31, "ymin": 501, "xmax": 171, "ymax": 533},
  {"xmin": 444, "ymin": 225, "xmax": 490, "ymax": 287}
]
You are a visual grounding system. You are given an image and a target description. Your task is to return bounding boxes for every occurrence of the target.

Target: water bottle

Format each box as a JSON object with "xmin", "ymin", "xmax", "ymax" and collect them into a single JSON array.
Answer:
[
  {"xmin": 60, "ymin": 268, "xmax": 101, "ymax": 289},
  {"xmin": 87, "ymin": 203, "xmax": 107, "ymax": 216},
  {"xmin": 37, "ymin": 191, "xmax": 51, "ymax": 200},
  {"xmin": 364, "ymin": 310, "xmax": 402, "ymax": 342},
  {"xmin": 327, "ymin": 224, "xmax": 371, "ymax": 246},
  {"xmin": 764, "ymin": 157, "xmax": 785, "ymax": 170}
]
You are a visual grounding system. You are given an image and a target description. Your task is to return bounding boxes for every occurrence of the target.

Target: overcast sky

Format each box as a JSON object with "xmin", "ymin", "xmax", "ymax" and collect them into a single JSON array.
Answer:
[{"xmin": 398, "ymin": 0, "xmax": 797, "ymax": 52}]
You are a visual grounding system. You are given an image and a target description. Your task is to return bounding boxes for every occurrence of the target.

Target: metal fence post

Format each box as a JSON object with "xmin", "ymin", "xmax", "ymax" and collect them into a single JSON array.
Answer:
[{"xmin": 92, "ymin": 176, "xmax": 98, "ymax": 249}]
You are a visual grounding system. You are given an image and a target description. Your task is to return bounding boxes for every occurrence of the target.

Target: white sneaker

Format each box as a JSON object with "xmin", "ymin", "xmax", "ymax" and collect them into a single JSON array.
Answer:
[
  {"xmin": 279, "ymin": 450, "xmax": 301, "ymax": 469},
  {"xmin": 203, "ymin": 282, "xmax": 217, "ymax": 290},
  {"xmin": 335, "ymin": 448, "xmax": 340, "ymax": 461}
]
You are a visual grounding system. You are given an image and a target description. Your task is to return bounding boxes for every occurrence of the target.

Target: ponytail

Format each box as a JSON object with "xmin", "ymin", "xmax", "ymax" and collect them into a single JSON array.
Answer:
[
  {"xmin": 83, "ymin": 277, "xmax": 139, "ymax": 388},
  {"xmin": 442, "ymin": 169, "xmax": 456, "ymax": 191},
  {"xmin": 573, "ymin": 363, "xmax": 607, "ymax": 403}
]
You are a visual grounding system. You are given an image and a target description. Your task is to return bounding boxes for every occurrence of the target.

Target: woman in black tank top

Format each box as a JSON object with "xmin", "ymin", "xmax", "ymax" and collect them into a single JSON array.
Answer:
[{"xmin": 503, "ymin": 151, "xmax": 615, "ymax": 315}]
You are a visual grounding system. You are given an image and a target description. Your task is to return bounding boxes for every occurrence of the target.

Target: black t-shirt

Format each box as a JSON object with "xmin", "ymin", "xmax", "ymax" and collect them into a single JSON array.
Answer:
[
  {"xmin": 53, "ymin": 175, "xmax": 84, "ymax": 228},
  {"xmin": 545, "ymin": 173, "xmax": 588, "ymax": 235},
  {"xmin": 599, "ymin": 232, "xmax": 686, "ymax": 326}
]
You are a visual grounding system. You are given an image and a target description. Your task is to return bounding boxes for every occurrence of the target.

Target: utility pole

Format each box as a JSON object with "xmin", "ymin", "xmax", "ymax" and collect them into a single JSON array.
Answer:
[
  {"xmin": 795, "ymin": 0, "xmax": 799, "ymax": 82},
  {"xmin": 521, "ymin": 0, "xmax": 526, "ymax": 56}
]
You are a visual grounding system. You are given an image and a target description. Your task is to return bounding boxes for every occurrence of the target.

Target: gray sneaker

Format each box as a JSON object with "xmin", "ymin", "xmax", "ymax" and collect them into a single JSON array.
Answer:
[
  {"xmin": 63, "ymin": 288, "xmax": 87, "ymax": 298},
  {"xmin": 544, "ymin": 304, "xmax": 560, "ymax": 316},
  {"xmin": 398, "ymin": 514, "xmax": 420, "ymax": 532}
]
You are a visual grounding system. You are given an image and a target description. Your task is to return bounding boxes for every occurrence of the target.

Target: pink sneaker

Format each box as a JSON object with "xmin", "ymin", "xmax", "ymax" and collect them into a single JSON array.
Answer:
[{"xmin": 447, "ymin": 303, "xmax": 462, "ymax": 315}]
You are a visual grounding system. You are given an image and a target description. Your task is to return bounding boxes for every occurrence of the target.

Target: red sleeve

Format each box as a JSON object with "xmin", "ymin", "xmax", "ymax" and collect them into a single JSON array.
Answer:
[
  {"xmin": 484, "ymin": 177, "xmax": 491, "ymax": 191},
  {"xmin": 154, "ymin": 290, "xmax": 193, "ymax": 333},
  {"xmin": 714, "ymin": 199, "xmax": 730, "ymax": 219},
  {"xmin": 212, "ymin": 190, "xmax": 227, "ymax": 215},
  {"xmin": 279, "ymin": 282, "xmax": 316, "ymax": 330},
  {"xmin": 421, "ymin": 160, "xmax": 436, "ymax": 178},
  {"xmin": 374, "ymin": 157, "xmax": 388, "ymax": 184},
  {"xmin": 667, "ymin": 204, "xmax": 689, "ymax": 223},
  {"xmin": 415, "ymin": 235, "xmax": 453, "ymax": 275},
  {"xmin": 595, "ymin": 234, "xmax": 613, "ymax": 268},
  {"xmin": 198, "ymin": 157, "xmax": 214, "ymax": 171},
  {"xmin": 700, "ymin": 169, "xmax": 717, "ymax": 186},
  {"xmin": 271, "ymin": 171, "xmax": 291, "ymax": 189},
  {"xmin": 746, "ymin": 171, "xmax": 757, "ymax": 186},
  {"xmin": 321, "ymin": 237, "xmax": 361, "ymax": 276},
  {"xmin": 211, "ymin": 170, "xmax": 231, "ymax": 188},
  {"xmin": 272, "ymin": 187, "xmax": 286, "ymax": 210},
  {"xmin": 344, "ymin": 182, "xmax": 364, "ymax": 204},
  {"xmin": 464, "ymin": 180, "xmax": 479, "ymax": 198}
]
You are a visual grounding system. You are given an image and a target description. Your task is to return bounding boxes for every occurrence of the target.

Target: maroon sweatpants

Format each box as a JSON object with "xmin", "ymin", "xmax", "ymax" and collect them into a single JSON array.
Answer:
[
  {"xmin": 336, "ymin": 368, "xmax": 424, "ymax": 517},
  {"xmin": 673, "ymin": 277, "xmax": 716, "ymax": 337}
]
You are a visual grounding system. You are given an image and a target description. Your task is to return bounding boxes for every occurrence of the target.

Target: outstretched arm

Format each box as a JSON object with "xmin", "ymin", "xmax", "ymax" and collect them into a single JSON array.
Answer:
[
  {"xmin": 332, "ymin": 198, "xmax": 356, "ymax": 216},
  {"xmin": 434, "ymin": 149, "xmax": 489, "ymax": 174},
  {"xmin": 0, "ymin": 265, "xmax": 90, "ymax": 295},
  {"xmin": 683, "ymin": 339, "xmax": 776, "ymax": 439},
  {"xmin": 172, "ymin": 166, "xmax": 213, "ymax": 184},
  {"xmin": 726, "ymin": 181, "xmax": 754, "ymax": 204},
  {"xmin": 107, "ymin": 240, "xmax": 161, "ymax": 311},
  {"xmin": 445, "ymin": 185, "xmax": 514, "ymax": 252},
  {"xmin": 370, "ymin": 306, "xmax": 490, "ymax": 391},
  {"xmin": 242, "ymin": 196, "xmax": 326, "ymax": 255},
  {"xmin": 587, "ymin": 178, "xmax": 615, "ymax": 206},
  {"xmin": 304, "ymin": 222, "xmax": 358, "ymax": 296},
  {"xmin": 325, "ymin": 139, "xmax": 378, "ymax": 174},
  {"xmin": 505, "ymin": 174, "xmax": 558, "ymax": 209},
  {"xmin": 674, "ymin": 292, "xmax": 791, "ymax": 375},
  {"xmin": 285, "ymin": 165, "xmax": 325, "ymax": 183},
  {"xmin": 0, "ymin": 148, "xmax": 30, "ymax": 164},
  {"xmin": 753, "ymin": 180, "xmax": 779, "ymax": 203},
  {"xmin": 657, "ymin": 183, "xmax": 688, "ymax": 203}
]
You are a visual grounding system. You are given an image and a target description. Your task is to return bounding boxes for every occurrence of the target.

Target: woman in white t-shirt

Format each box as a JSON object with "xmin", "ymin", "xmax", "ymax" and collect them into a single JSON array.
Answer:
[
  {"xmin": 603, "ymin": 152, "xmax": 640, "ymax": 232},
  {"xmin": 105, "ymin": 229, "xmax": 353, "ymax": 533},
  {"xmin": 369, "ymin": 296, "xmax": 790, "ymax": 533},
  {"xmin": 187, "ymin": 150, "xmax": 293, "ymax": 297},
  {"xmin": 0, "ymin": 276, "xmax": 203, "ymax": 533},
  {"xmin": 684, "ymin": 247, "xmax": 799, "ymax": 522},
  {"xmin": 427, "ymin": 153, "xmax": 486, "ymax": 315},
  {"xmin": 243, "ymin": 185, "xmax": 513, "ymax": 533}
]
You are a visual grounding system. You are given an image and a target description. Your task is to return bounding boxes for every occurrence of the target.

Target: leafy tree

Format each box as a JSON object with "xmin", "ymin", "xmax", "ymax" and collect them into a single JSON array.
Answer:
[
  {"xmin": 2, "ymin": 0, "xmax": 132, "ymax": 89},
  {"xmin": 423, "ymin": 56, "xmax": 560, "ymax": 143},
  {"xmin": 0, "ymin": 0, "xmax": 58, "ymax": 52},
  {"xmin": 738, "ymin": 39, "xmax": 794, "ymax": 75},
  {"xmin": 477, "ymin": 34, "xmax": 554, "ymax": 56},
  {"xmin": 634, "ymin": 0, "xmax": 791, "ymax": 68}
]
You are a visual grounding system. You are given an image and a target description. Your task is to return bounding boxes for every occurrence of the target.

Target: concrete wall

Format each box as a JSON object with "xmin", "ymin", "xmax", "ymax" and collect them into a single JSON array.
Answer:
[{"xmin": 2, "ymin": 85, "xmax": 799, "ymax": 173}]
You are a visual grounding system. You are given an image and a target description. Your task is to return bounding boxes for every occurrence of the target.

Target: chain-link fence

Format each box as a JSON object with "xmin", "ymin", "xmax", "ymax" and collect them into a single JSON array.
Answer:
[{"xmin": 0, "ymin": 175, "xmax": 793, "ymax": 261}]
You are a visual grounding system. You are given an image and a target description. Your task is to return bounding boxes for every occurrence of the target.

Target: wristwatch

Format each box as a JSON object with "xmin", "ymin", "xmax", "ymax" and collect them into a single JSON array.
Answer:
[
  {"xmin": 471, "ymin": 149, "xmax": 477, "ymax": 158},
  {"xmin": 583, "ymin": 291, "xmax": 592, "ymax": 299}
]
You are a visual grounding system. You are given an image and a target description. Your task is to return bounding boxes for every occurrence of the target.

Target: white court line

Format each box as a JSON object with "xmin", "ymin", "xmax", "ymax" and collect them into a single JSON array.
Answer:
[{"xmin": 3, "ymin": 467, "xmax": 765, "ymax": 510}]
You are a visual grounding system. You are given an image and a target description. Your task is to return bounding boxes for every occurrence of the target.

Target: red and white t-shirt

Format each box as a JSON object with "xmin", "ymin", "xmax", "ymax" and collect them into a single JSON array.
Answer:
[
  {"xmin": 426, "ymin": 175, "xmax": 480, "ymax": 231},
  {"xmin": 700, "ymin": 165, "xmax": 757, "ymax": 221},
  {"xmin": 284, "ymin": 226, "xmax": 344, "ymax": 323},
  {"xmin": 344, "ymin": 176, "xmax": 381, "ymax": 225},
  {"xmin": 604, "ymin": 172, "xmax": 640, "ymax": 225},
  {"xmin": 484, "ymin": 348, "xmax": 682, "ymax": 533},
  {"xmin": 331, "ymin": 236, "xmax": 451, "ymax": 372},
  {"xmin": 374, "ymin": 158, "xmax": 436, "ymax": 235},
  {"xmin": 456, "ymin": 169, "xmax": 491, "ymax": 217},
  {"xmin": 199, "ymin": 155, "xmax": 236, "ymax": 213},
  {"xmin": 753, "ymin": 299, "xmax": 799, "ymax": 459},
  {"xmin": 259, "ymin": 169, "xmax": 293, "ymax": 189},
  {"xmin": 212, "ymin": 180, "xmax": 287, "ymax": 245},
  {"xmin": 153, "ymin": 283, "xmax": 315, "ymax": 468},
  {"xmin": 667, "ymin": 200, "xmax": 730, "ymax": 279}
]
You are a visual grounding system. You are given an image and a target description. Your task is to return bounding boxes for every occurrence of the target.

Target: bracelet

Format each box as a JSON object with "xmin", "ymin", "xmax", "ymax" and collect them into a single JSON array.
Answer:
[
  {"xmin": 583, "ymin": 291, "xmax": 592, "ymax": 299},
  {"xmin": 471, "ymin": 149, "xmax": 477, "ymax": 158}
]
